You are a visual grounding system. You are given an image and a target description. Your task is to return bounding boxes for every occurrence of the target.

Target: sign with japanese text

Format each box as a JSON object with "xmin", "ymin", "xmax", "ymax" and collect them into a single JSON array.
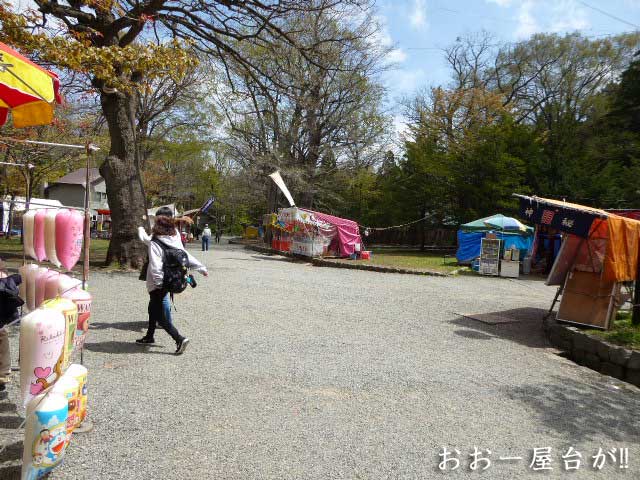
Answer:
[
  {"xmin": 518, "ymin": 197, "xmax": 597, "ymax": 238},
  {"xmin": 438, "ymin": 446, "xmax": 629, "ymax": 472}
]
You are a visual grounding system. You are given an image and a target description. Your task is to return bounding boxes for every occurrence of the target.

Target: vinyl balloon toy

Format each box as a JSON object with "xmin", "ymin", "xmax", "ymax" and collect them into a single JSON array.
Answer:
[
  {"xmin": 25, "ymin": 266, "xmax": 45, "ymax": 312},
  {"xmin": 57, "ymin": 274, "xmax": 82, "ymax": 297},
  {"xmin": 51, "ymin": 371, "xmax": 80, "ymax": 445},
  {"xmin": 62, "ymin": 288, "xmax": 92, "ymax": 350},
  {"xmin": 35, "ymin": 268, "xmax": 54, "ymax": 309},
  {"xmin": 22, "ymin": 390, "xmax": 69, "ymax": 480},
  {"xmin": 55, "ymin": 209, "xmax": 84, "ymax": 271},
  {"xmin": 23, "ymin": 210, "xmax": 37, "ymax": 261},
  {"xmin": 43, "ymin": 271, "xmax": 60, "ymax": 302},
  {"xmin": 66, "ymin": 363, "xmax": 88, "ymax": 427},
  {"xmin": 19, "ymin": 308, "xmax": 66, "ymax": 407},
  {"xmin": 33, "ymin": 210, "xmax": 48, "ymax": 262},
  {"xmin": 18, "ymin": 264, "xmax": 34, "ymax": 306},
  {"xmin": 43, "ymin": 298, "xmax": 78, "ymax": 372},
  {"xmin": 45, "ymin": 209, "xmax": 61, "ymax": 268}
]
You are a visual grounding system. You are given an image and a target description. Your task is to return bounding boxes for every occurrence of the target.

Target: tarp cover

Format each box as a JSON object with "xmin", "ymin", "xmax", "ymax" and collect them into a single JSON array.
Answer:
[
  {"xmin": 607, "ymin": 210, "xmax": 640, "ymax": 221},
  {"xmin": 456, "ymin": 230, "xmax": 534, "ymax": 263},
  {"xmin": 604, "ymin": 215, "xmax": 640, "ymax": 282},
  {"xmin": 300, "ymin": 209, "xmax": 362, "ymax": 257},
  {"xmin": 516, "ymin": 195, "xmax": 640, "ymax": 282}
]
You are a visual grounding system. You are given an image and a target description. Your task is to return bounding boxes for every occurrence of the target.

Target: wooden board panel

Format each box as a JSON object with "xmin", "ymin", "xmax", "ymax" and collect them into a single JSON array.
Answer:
[{"xmin": 557, "ymin": 271, "xmax": 617, "ymax": 329}]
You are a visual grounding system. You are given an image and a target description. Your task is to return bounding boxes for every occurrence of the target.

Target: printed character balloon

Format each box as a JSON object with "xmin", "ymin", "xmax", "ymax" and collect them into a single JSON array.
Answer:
[
  {"xmin": 43, "ymin": 271, "xmax": 60, "ymax": 302},
  {"xmin": 51, "ymin": 372, "xmax": 79, "ymax": 445},
  {"xmin": 23, "ymin": 210, "xmax": 37, "ymax": 261},
  {"xmin": 22, "ymin": 391, "xmax": 69, "ymax": 480},
  {"xmin": 66, "ymin": 364, "xmax": 88, "ymax": 427},
  {"xmin": 33, "ymin": 210, "xmax": 48, "ymax": 262},
  {"xmin": 62, "ymin": 288, "xmax": 92, "ymax": 350},
  {"xmin": 45, "ymin": 209, "xmax": 61, "ymax": 268},
  {"xmin": 43, "ymin": 298, "xmax": 77, "ymax": 372},
  {"xmin": 19, "ymin": 308, "xmax": 66, "ymax": 407},
  {"xmin": 55, "ymin": 209, "xmax": 84, "ymax": 271}
]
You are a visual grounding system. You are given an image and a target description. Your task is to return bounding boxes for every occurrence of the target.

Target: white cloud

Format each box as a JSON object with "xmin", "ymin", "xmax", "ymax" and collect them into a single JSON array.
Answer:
[
  {"xmin": 486, "ymin": 0, "xmax": 513, "ymax": 6},
  {"xmin": 388, "ymin": 68, "xmax": 427, "ymax": 95},
  {"xmin": 373, "ymin": 14, "xmax": 408, "ymax": 64},
  {"xmin": 410, "ymin": 0, "xmax": 428, "ymax": 30},
  {"xmin": 515, "ymin": 0, "xmax": 539, "ymax": 39},
  {"xmin": 550, "ymin": 0, "xmax": 590, "ymax": 32},
  {"xmin": 393, "ymin": 114, "xmax": 410, "ymax": 138},
  {"xmin": 387, "ymin": 48, "xmax": 408, "ymax": 63},
  {"xmin": 512, "ymin": 0, "xmax": 590, "ymax": 39}
]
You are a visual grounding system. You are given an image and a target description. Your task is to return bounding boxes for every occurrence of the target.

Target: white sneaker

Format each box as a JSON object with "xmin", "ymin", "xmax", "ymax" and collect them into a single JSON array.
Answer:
[{"xmin": 175, "ymin": 338, "xmax": 189, "ymax": 355}]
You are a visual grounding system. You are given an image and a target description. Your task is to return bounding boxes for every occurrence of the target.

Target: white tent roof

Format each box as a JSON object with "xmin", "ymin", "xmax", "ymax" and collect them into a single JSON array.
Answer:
[
  {"xmin": 2, "ymin": 196, "xmax": 63, "ymax": 212},
  {"xmin": 147, "ymin": 204, "xmax": 180, "ymax": 218}
]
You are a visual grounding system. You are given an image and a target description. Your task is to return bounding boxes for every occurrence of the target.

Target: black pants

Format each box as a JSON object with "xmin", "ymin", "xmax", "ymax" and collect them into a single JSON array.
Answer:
[{"xmin": 146, "ymin": 289, "xmax": 182, "ymax": 343}]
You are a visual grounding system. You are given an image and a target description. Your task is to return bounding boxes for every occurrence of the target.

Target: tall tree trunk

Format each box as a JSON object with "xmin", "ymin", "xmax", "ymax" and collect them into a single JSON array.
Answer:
[
  {"xmin": 420, "ymin": 206, "xmax": 426, "ymax": 252},
  {"xmin": 99, "ymin": 90, "xmax": 148, "ymax": 268}
]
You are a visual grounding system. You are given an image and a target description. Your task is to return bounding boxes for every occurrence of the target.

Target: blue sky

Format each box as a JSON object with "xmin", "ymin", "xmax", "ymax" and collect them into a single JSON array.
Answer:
[
  {"xmin": 378, "ymin": 0, "xmax": 640, "ymax": 117},
  {"xmin": 7, "ymin": 0, "xmax": 639, "ymax": 135}
]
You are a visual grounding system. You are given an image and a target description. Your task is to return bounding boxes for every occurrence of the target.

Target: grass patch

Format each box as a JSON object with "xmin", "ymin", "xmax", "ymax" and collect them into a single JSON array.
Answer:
[
  {"xmin": 587, "ymin": 311, "xmax": 640, "ymax": 350},
  {"xmin": 362, "ymin": 248, "xmax": 461, "ymax": 273},
  {"xmin": 0, "ymin": 237, "xmax": 110, "ymax": 264}
]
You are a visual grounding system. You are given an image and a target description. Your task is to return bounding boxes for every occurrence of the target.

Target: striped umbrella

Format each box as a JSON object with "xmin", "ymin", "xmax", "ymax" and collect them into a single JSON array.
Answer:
[{"xmin": 0, "ymin": 42, "xmax": 62, "ymax": 128}]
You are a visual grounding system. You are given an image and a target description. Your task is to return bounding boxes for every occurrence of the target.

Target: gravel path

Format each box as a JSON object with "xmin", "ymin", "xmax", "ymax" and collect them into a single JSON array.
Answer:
[{"xmin": 1, "ymin": 241, "xmax": 639, "ymax": 479}]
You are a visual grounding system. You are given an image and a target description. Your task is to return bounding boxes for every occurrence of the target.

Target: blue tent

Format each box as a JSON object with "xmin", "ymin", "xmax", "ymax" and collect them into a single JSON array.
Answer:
[{"xmin": 456, "ymin": 214, "xmax": 534, "ymax": 264}]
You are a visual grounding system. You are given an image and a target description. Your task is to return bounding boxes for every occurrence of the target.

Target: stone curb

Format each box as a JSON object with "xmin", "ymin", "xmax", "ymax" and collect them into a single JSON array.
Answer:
[
  {"xmin": 228, "ymin": 240, "xmax": 450, "ymax": 277},
  {"xmin": 544, "ymin": 317, "xmax": 640, "ymax": 388}
]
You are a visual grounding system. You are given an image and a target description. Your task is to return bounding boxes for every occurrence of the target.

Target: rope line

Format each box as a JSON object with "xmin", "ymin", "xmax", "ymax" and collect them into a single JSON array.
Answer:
[{"xmin": 359, "ymin": 215, "xmax": 431, "ymax": 232}]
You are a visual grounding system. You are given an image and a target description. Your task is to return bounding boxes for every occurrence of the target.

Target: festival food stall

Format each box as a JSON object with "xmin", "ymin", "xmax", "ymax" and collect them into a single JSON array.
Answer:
[
  {"xmin": 270, "ymin": 207, "xmax": 363, "ymax": 258},
  {"xmin": 516, "ymin": 194, "xmax": 640, "ymax": 330},
  {"xmin": 456, "ymin": 214, "xmax": 534, "ymax": 267}
]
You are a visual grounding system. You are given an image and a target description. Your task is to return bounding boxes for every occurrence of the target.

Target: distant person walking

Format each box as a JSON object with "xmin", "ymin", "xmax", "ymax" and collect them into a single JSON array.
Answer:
[
  {"xmin": 202, "ymin": 224, "xmax": 212, "ymax": 251},
  {"xmin": 215, "ymin": 226, "xmax": 222, "ymax": 244}
]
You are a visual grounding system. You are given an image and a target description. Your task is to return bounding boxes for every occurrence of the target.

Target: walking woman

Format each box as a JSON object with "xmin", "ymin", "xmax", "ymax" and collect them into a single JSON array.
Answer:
[{"xmin": 137, "ymin": 213, "xmax": 208, "ymax": 354}]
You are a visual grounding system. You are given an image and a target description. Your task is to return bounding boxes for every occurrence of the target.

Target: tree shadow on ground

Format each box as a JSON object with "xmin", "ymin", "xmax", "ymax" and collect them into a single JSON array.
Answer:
[
  {"xmin": 0, "ymin": 440, "xmax": 22, "ymax": 463},
  {"xmin": 0, "ymin": 416, "xmax": 23, "ymax": 429},
  {"xmin": 501, "ymin": 374, "xmax": 640, "ymax": 443},
  {"xmin": 450, "ymin": 307, "xmax": 551, "ymax": 349},
  {"xmin": 0, "ymin": 403, "xmax": 17, "ymax": 413},
  {"xmin": 0, "ymin": 464, "xmax": 20, "ymax": 480},
  {"xmin": 90, "ymin": 321, "xmax": 147, "ymax": 332},
  {"xmin": 0, "ymin": 386, "xmax": 23, "ymax": 479},
  {"xmin": 83, "ymin": 341, "xmax": 172, "ymax": 355}
]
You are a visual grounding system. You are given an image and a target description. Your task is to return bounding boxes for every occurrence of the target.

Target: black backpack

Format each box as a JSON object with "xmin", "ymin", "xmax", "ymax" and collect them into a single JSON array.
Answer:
[{"xmin": 152, "ymin": 238, "xmax": 190, "ymax": 294}]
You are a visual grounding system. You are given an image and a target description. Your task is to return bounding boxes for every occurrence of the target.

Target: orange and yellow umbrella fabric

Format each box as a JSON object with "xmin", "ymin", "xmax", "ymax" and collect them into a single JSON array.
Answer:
[{"xmin": 0, "ymin": 42, "xmax": 62, "ymax": 128}]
